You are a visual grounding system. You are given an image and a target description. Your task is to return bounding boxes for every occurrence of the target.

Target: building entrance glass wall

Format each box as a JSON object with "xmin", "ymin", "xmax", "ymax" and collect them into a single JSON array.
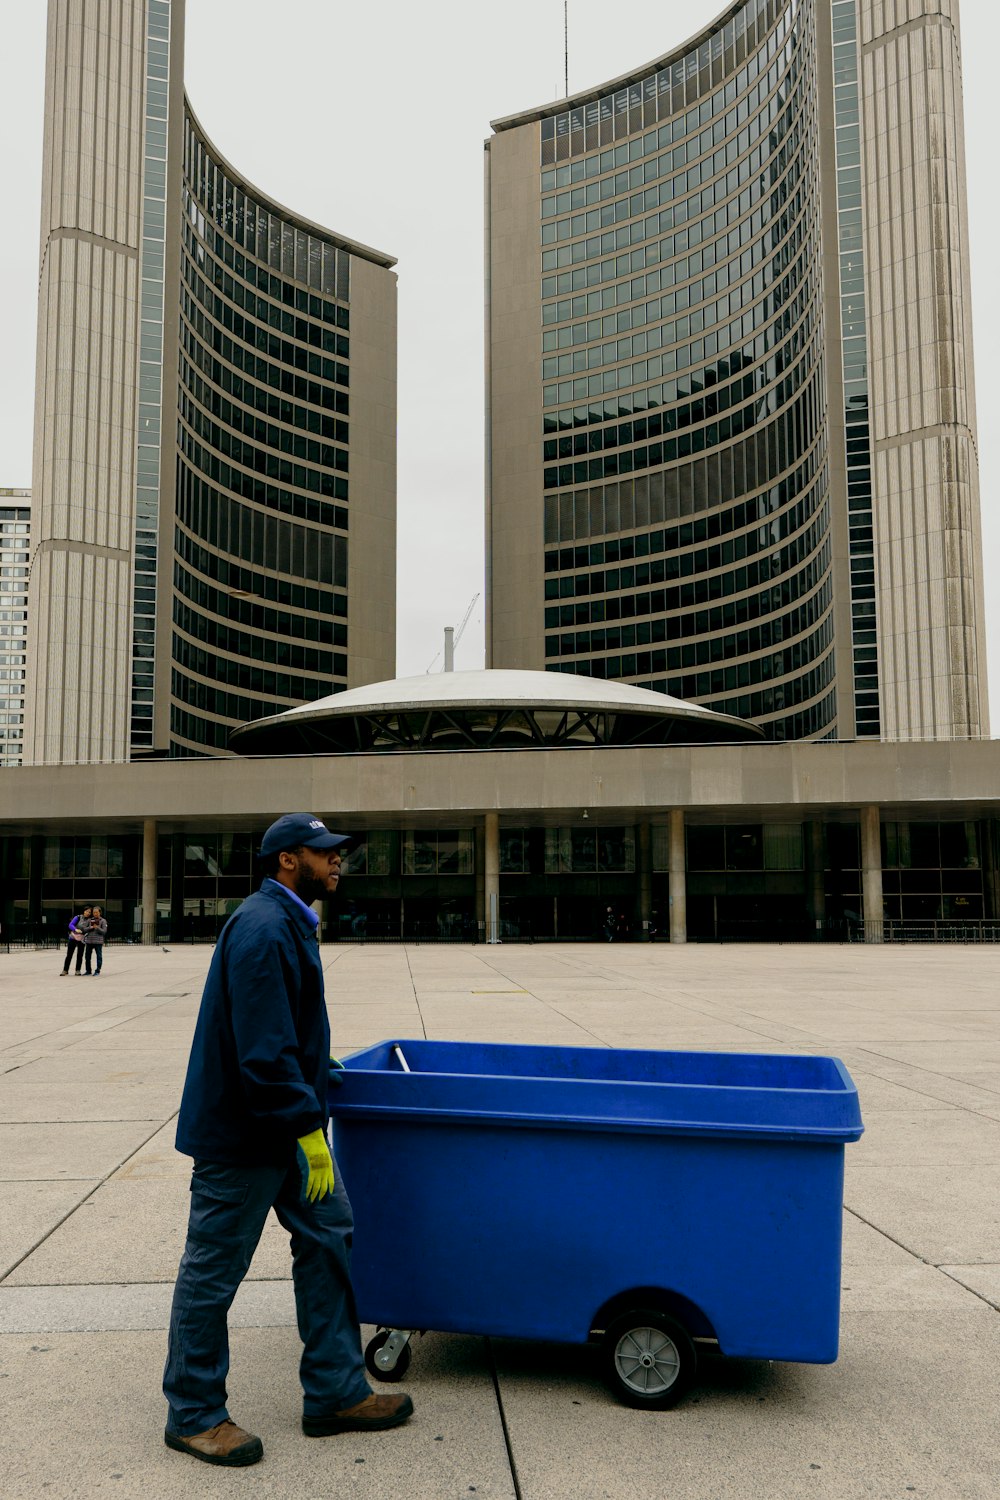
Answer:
[{"xmin": 1, "ymin": 818, "xmax": 995, "ymax": 945}]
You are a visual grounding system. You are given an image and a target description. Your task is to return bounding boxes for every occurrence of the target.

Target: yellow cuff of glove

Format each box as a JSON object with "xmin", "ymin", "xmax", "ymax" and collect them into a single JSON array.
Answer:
[{"xmin": 296, "ymin": 1127, "xmax": 335, "ymax": 1203}]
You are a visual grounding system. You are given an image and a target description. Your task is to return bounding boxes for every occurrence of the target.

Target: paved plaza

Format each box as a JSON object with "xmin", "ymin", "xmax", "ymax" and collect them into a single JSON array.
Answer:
[{"xmin": 2, "ymin": 940, "xmax": 1000, "ymax": 1499}]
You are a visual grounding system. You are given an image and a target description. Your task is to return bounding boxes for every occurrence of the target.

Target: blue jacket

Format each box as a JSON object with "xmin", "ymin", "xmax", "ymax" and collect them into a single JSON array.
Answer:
[{"xmin": 175, "ymin": 882, "xmax": 329, "ymax": 1166}]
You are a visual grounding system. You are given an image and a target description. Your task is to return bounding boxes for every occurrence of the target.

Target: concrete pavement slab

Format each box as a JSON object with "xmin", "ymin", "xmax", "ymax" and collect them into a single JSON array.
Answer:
[
  {"xmin": 0, "ymin": 1180, "xmax": 100, "ymax": 1278},
  {"xmin": 0, "ymin": 1326, "xmax": 515, "ymax": 1500},
  {"xmin": 4, "ymin": 1180, "xmax": 295, "ymax": 1285},
  {"xmin": 938, "ymin": 1265, "xmax": 1000, "ymax": 1310},
  {"xmin": 845, "ymin": 1164, "xmax": 1000, "ymax": 1264},
  {"xmin": 851, "ymin": 1109, "xmax": 1000, "ymax": 1166},
  {"xmin": 4, "ymin": 941, "xmax": 1000, "ymax": 1499},
  {"xmin": 0, "ymin": 1121, "xmax": 162, "ymax": 1181},
  {"xmin": 493, "ymin": 1308, "xmax": 1000, "ymax": 1500}
]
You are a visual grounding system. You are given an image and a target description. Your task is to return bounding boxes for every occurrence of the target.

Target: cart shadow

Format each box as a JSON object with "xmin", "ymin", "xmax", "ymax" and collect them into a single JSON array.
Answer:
[{"xmin": 484, "ymin": 1336, "xmax": 791, "ymax": 1406}]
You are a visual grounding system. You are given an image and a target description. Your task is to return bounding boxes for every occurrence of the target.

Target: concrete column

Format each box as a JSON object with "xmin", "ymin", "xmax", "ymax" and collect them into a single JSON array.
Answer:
[
  {"xmin": 484, "ymin": 812, "xmax": 500, "ymax": 944},
  {"xmin": 807, "ymin": 821, "xmax": 826, "ymax": 938},
  {"xmin": 142, "ymin": 818, "xmax": 157, "ymax": 944},
  {"xmin": 668, "ymin": 809, "xmax": 687, "ymax": 944},
  {"xmin": 474, "ymin": 824, "xmax": 486, "ymax": 935},
  {"xmin": 637, "ymin": 823, "xmax": 652, "ymax": 939},
  {"xmin": 28, "ymin": 834, "xmax": 44, "ymax": 935},
  {"xmin": 981, "ymin": 819, "xmax": 998, "ymax": 924},
  {"xmin": 860, "ymin": 805, "xmax": 883, "ymax": 944}
]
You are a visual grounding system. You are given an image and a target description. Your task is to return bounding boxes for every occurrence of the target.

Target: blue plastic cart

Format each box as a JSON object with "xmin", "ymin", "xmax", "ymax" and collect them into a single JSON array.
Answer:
[{"xmin": 329, "ymin": 1039, "xmax": 863, "ymax": 1407}]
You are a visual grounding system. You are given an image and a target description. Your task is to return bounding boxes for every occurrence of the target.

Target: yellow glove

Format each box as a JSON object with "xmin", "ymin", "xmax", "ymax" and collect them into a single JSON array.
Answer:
[{"xmin": 296, "ymin": 1127, "xmax": 334, "ymax": 1203}]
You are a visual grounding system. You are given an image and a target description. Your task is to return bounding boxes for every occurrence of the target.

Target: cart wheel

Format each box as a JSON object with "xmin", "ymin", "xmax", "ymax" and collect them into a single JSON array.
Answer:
[
  {"xmin": 364, "ymin": 1329, "xmax": 412, "ymax": 1382},
  {"xmin": 602, "ymin": 1308, "xmax": 696, "ymax": 1410}
]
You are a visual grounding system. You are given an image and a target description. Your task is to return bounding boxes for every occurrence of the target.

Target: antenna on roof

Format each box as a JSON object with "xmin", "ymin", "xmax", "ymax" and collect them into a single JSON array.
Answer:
[{"xmin": 564, "ymin": 1, "xmax": 569, "ymax": 97}]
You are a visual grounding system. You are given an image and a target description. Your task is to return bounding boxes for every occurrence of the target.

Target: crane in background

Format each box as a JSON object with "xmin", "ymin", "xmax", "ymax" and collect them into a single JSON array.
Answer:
[{"xmin": 426, "ymin": 592, "xmax": 480, "ymax": 673}]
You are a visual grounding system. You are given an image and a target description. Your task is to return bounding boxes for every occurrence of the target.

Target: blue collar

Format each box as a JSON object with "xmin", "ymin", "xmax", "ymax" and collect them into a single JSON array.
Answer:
[{"xmin": 264, "ymin": 878, "xmax": 320, "ymax": 930}]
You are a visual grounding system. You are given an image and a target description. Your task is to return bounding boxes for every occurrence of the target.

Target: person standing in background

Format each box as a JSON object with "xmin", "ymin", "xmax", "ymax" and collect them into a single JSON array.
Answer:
[
  {"xmin": 60, "ymin": 908, "xmax": 90, "ymax": 976},
  {"xmin": 84, "ymin": 906, "xmax": 107, "ymax": 975}
]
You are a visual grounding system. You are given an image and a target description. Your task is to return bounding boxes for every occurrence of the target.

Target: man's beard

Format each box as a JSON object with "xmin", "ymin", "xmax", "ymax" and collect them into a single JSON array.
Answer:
[{"xmin": 296, "ymin": 869, "xmax": 333, "ymax": 905}]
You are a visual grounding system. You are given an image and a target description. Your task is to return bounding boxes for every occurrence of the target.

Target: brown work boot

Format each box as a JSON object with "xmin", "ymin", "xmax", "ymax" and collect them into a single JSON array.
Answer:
[
  {"xmin": 302, "ymin": 1391, "xmax": 414, "ymax": 1436},
  {"xmin": 164, "ymin": 1418, "xmax": 263, "ymax": 1466}
]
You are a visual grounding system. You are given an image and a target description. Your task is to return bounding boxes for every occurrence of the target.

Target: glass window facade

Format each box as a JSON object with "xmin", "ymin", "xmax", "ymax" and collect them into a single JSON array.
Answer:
[
  {"xmin": 131, "ymin": 0, "xmax": 172, "ymax": 752},
  {"xmin": 0, "ymin": 495, "xmax": 30, "ymax": 767},
  {"xmin": 529, "ymin": 0, "xmax": 836, "ymax": 741},
  {"xmin": 172, "ymin": 111, "xmax": 356, "ymax": 756},
  {"xmin": 831, "ymin": 0, "xmax": 878, "ymax": 736}
]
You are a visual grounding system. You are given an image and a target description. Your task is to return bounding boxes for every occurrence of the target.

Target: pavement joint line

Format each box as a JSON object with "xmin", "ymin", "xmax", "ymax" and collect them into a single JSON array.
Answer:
[
  {"xmin": 839, "ymin": 1044, "xmax": 1000, "ymax": 1108},
  {"xmin": 403, "ymin": 945, "xmax": 429, "ymax": 1042},
  {"xmin": 0, "ymin": 1112, "xmax": 178, "ymax": 1286},
  {"xmin": 937, "ymin": 1268, "xmax": 1000, "ymax": 1313},
  {"xmin": 0, "ymin": 989, "xmax": 199, "ymax": 1059},
  {"xmin": 843, "ymin": 1205, "xmax": 1000, "ymax": 1312},
  {"xmin": 475, "ymin": 954, "xmax": 612, "ymax": 1047},
  {"xmin": 486, "ymin": 1336, "xmax": 525, "ymax": 1500}
]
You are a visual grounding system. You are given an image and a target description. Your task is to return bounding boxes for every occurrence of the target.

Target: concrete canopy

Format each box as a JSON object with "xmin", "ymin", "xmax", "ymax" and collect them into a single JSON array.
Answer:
[{"xmin": 227, "ymin": 670, "xmax": 763, "ymax": 756}]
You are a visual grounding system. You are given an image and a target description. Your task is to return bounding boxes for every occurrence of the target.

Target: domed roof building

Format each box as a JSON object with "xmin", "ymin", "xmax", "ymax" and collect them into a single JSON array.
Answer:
[{"xmin": 228, "ymin": 669, "xmax": 762, "ymax": 755}]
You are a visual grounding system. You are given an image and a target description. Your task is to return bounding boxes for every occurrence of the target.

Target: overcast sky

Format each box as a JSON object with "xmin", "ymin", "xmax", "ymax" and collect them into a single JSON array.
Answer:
[{"xmin": 1, "ymin": 1, "xmax": 997, "ymax": 709}]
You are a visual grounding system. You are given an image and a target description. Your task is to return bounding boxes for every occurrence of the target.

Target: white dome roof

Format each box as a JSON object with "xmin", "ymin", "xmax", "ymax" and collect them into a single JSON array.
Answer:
[
  {"xmin": 282, "ymin": 669, "xmax": 726, "ymax": 720},
  {"xmin": 230, "ymin": 669, "xmax": 760, "ymax": 755}
]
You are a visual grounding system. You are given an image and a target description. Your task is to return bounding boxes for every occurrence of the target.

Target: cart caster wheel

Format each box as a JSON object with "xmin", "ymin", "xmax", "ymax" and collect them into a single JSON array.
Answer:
[
  {"xmin": 602, "ymin": 1308, "xmax": 696, "ymax": 1410},
  {"xmin": 365, "ymin": 1329, "xmax": 412, "ymax": 1382}
]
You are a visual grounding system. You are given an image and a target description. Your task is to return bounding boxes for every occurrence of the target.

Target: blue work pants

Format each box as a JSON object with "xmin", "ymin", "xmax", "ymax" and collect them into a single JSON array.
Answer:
[{"xmin": 163, "ymin": 1154, "xmax": 371, "ymax": 1435}]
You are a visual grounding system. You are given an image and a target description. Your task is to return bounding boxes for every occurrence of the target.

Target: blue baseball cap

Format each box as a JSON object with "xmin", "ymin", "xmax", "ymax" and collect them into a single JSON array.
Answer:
[{"xmin": 259, "ymin": 814, "xmax": 350, "ymax": 859}]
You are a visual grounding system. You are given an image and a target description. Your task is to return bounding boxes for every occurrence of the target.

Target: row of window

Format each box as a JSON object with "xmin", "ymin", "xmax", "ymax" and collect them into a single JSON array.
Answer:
[
  {"xmin": 5, "ymin": 816, "xmax": 984, "ymax": 891},
  {"xmin": 832, "ymin": 0, "xmax": 879, "ymax": 737},
  {"xmin": 543, "ymin": 201, "xmax": 808, "ymax": 347},
  {"xmin": 543, "ymin": 190, "xmax": 811, "ymax": 409},
  {"xmin": 545, "ymin": 514, "xmax": 829, "ymax": 616},
  {"xmin": 543, "ymin": 210, "xmax": 811, "ymax": 418},
  {"xmin": 185, "ymin": 226, "xmax": 350, "ymax": 363},
  {"xmin": 540, "ymin": 0, "xmax": 785, "ymax": 158},
  {"xmin": 554, "ymin": 642, "xmax": 835, "ymax": 725},
  {"xmin": 544, "ymin": 545, "xmax": 830, "ymax": 647},
  {"xmin": 544, "ymin": 340, "xmax": 812, "ymax": 478},
  {"xmin": 542, "ymin": 221, "xmax": 808, "ymax": 377},
  {"xmin": 173, "ymin": 527, "xmax": 347, "ymax": 612},
  {"xmin": 553, "ymin": 614, "xmax": 834, "ymax": 695},
  {"xmin": 170, "ymin": 669, "xmax": 313, "ymax": 730},
  {"xmin": 180, "ymin": 352, "xmax": 348, "ymax": 450},
  {"xmin": 173, "ymin": 599, "xmax": 340, "ymax": 677},
  {"xmin": 176, "ymin": 482, "xmax": 347, "ymax": 587},
  {"xmin": 542, "ymin": 241, "xmax": 810, "ymax": 388},
  {"xmin": 184, "ymin": 118, "xmax": 352, "ymax": 301},
  {"xmin": 182, "ymin": 215, "xmax": 349, "ymax": 332},
  {"xmin": 542, "ymin": 95, "xmax": 803, "ymax": 252},
  {"xmin": 180, "ymin": 321, "xmax": 349, "ymax": 422},
  {"xmin": 544, "ymin": 401, "xmax": 825, "ymax": 545},
  {"xmin": 170, "ymin": 706, "xmax": 234, "ymax": 753},
  {"xmin": 549, "ymin": 394, "xmax": 820, "ymax": 543},
  {"xmin": 173, "ymin": 629, "xmax": 342, "ymax": 705},
  {"xmin": 544, "ymin": 365, "xmax": 817, "ymax": 490},
  {"xmin": 542, "ymin": 153, "xmax": 807, "ymax": 310},
  {"xmin": 178, "ymin": 426, "xmax": 348, "ymax": 521},
  {"xmin": 546, "ymin": 478, "xmax": 824, "ymax": 593},
  {"xmin": 546, "ymin": 466, "xmax": 824, "ymax": 588},
  {"xmin": 182, "ymin": 258, "xmax": 349, "ymax": 371},
  {"xmin": 547, "ymin": 579, "xmax": 831, "ymax": 665},
  {"xmin": 179, "ymin": 389, "xmax": 349, "ymax": 491},
  {"xmin": 181, "ymin": 291, "xmax": 349, "ymax": 401},
  {"xmin": 542, "ymin": 79, "xmax": 804, "ymax": 244},
  {"xmin": 541, "ymin": 117, "xmax": 807, "ymax": 285},
  {"xmin": 173, "ymin": 561, "xmax": 347, "ymax": 645},
  {"xmin": 542, "ymin": 39, "xmax": 798, "ymax": 221},
  {"xmin": 544, "ymin": 326, "xmax": 806, "ymax": 444}
]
